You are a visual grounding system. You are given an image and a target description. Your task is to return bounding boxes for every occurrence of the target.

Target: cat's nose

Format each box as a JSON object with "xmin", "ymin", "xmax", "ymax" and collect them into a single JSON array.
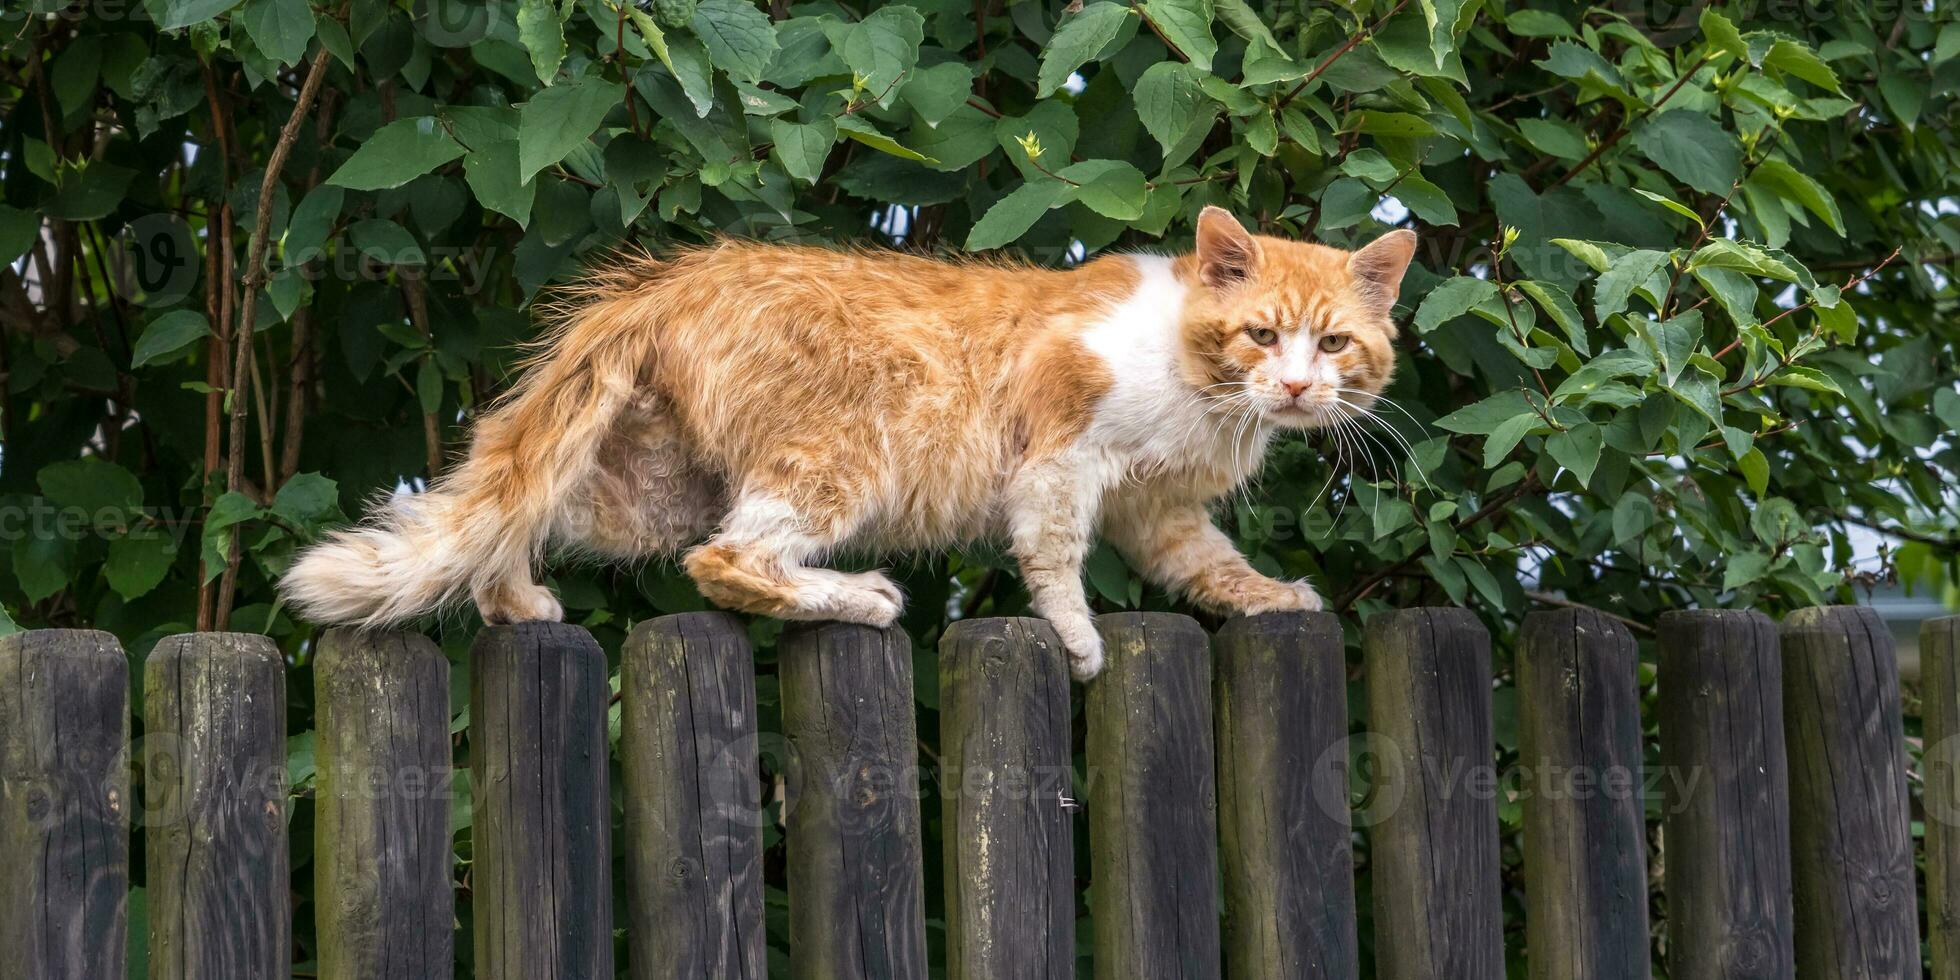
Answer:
[{"xmin": 1282, "ymin": 380, "xmax": 1309, "ymax": 397}]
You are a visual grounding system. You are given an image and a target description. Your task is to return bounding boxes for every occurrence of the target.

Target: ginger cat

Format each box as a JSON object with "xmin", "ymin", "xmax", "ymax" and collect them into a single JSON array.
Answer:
[{"xmin": 282, "ymin": 208, "xmax": 1416, "ymax": 678}]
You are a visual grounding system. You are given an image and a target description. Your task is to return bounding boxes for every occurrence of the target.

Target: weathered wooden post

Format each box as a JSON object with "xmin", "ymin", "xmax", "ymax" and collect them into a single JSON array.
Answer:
[
  {"xmin": 1928, "ymin": 616, "xmax": 1960, "ymax": 980},
  {"xmin": 0, "ymin": 630, "xmax": 130, "ymax": 979},
  {"xmin": 470, "ymin": 622, "xmax": 613, "ymax": 980},
  {"xmin": 1362, "ymin": 608, "xmax": 1501, "ymax": 980},
  {"xmin": 144, "ymin": 632, "xmax": 290, "ymax": 979},
  {"xmin": 620, "ymin": 613, "xmax": 767, "ymax": 979},
  {"xmin": 779, "ymin": 621, "xmax": 928, "ymax": 977},
  {"xmin": 1516, "ymin": 609, "xmax": 1649, "ymax": 980},
  {"xmin": 1213, "ymin": 612, "xmax": 1355, "ymax": 980},
  {"xmin": 1086, "ymin": 612, "xmax": 1221, "ymax": 979},
  {"xmin": 939, "ymin": 617, "xmax": 1075, "ymax": 978},
  {"xmin": 1780, "ymin": 605, "xmax": 1919, "ymax": 977},
  {"xmin": 1654, "ymin": 610, "xmax": 1792, "ymax": 979},
  {"xmin": 314, "ymin": 628, "xmax": 454, "ymax": 980}
]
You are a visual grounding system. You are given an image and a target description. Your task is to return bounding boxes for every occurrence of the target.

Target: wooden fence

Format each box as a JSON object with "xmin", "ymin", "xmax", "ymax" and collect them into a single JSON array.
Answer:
[{"xmin": 0, "ymin": 605, "xmax": 1951, "ymax": 978}]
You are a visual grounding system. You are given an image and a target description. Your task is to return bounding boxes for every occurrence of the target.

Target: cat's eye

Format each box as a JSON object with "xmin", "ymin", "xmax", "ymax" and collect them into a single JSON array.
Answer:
[
  {"xmin": 1245, "ymin": 326, "xmax": 1279, "ymax": 346},
  {"xmin": 1319, "ymin": 334, "xmax": 1351, "ymax": 353}
]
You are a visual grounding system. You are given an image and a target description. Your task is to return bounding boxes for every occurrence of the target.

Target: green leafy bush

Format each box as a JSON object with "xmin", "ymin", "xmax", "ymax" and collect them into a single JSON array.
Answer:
[{"xmin": 2, "ymin": 0, "xmax": 1955, "ymax": 972}]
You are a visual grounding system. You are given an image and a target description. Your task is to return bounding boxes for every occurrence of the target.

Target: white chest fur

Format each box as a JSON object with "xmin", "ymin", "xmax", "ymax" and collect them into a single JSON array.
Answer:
[{"xmin": 1077, "ymin": 255, "xmax": 1270, "ymax": 482}]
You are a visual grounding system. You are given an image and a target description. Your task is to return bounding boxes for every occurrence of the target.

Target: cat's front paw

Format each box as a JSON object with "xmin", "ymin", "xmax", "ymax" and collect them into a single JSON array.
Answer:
[
  {"xmin": 1235, "ymin": 577, "xmax": 1324, "ymax": 615},
  {"xmin": 1050, "ymin": 616, "xmax": 1105, "ymax": 681}
]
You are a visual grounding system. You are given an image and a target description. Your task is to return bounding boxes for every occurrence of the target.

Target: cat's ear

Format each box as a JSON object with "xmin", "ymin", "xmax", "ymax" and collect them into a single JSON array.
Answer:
[
  {"xmin": 1348, "ymin": 230, "xmax": 1418, "ymax": 311},
  {"xmin": 1195, "ymin": 206, "xmax": 1260, "ymax": 290}
]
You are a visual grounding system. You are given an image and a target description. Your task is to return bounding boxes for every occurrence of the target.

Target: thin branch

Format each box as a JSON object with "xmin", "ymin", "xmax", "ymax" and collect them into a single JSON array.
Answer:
[
  {"xmin": 1337, "ymin": 471, "xmax": 1543, "ymax": 610},
  {"xmin": 214, "ymin": 47, "xmax": 335, "ymax": 629},
  {"xmin": 1524, "ymin": 591, "xmax": 1657, "ymax": 635},
  {"xmin": 1276, "ymin": 0, "xmax": 1413, "ymax": 110},
  {"xmin": 1547, "ymin": 55, "xmax": 1710, "ymax": 189}
]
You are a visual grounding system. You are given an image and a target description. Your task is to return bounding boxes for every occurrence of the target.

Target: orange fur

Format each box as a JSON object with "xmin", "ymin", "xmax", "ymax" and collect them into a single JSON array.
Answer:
[{"xmin": 280, "ymin": 210, "xmax": 1417, "ymax": 679}]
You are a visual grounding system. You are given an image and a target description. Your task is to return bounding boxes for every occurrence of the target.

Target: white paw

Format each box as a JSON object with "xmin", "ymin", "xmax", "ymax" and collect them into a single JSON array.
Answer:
[
  {"xmin": 1286, "ymin": 579, "xmax": 1325, "ymax": 612},
  {"xmin": 1051, "ymin": 617, "xmax": 1105, "ymax": 681},
  {"xmin": 477, "ymin": 581, "xmax": 563, "ymax": 624},
  {"xmin": 814, "ymin": 571, "xmax": 905, "ymax": 627}
]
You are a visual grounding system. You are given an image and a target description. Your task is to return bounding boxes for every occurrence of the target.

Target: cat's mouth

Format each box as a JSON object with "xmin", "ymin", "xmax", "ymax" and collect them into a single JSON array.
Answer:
[{"xmin": 1268, "ymin": 401, "xmax": 1347, "ymax": 429}]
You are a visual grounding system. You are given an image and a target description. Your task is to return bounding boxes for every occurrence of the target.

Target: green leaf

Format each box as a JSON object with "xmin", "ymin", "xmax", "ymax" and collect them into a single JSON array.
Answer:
[
  {"xmin": 835, "ymin": 116, "xmax": 934, "ymax": 164},
  {"xmin": 45, "ymin": 163, "xmax": 135, "ymax": 221},
  {"xmin": 1551, "ymin": 348, "xmax": 1650, "ymax": 403},
  {"xmin": 898, "ymin": 62, "xmax": 971, "ymax": 127},
  {"xmin": 1037, "ymin": 2, "xmax": 1135, "ymax": 98},
  {"xmin": 240, "ymin": 0, "xmax": 315, "ymax": 66},
  {"xmin": 327, "ymin": 117, "xmax": 466, "ymax": 191},
  {"xmin": 1142, "ymin": 0, "xmax": 1217, "ymax": 71},
  {"xmin": 1415, "ymin": 277, "xmax": 1498, "ymax": 332},
  {"xmin": 1750, "ymin": 158, "xmax": 1844, "ymax": 235},
  {"xmin": 1723, "ymin": 550, "xmax": 1773, "ymax": 590},
  {"xmin": 1546, "ymin": 421, "xmax": 1603, "ymax": 486},
  {"xmin": 1592, "ymin": 249, "xmax": 1669, "ymax": 322},
  {"xmin": 1633, "ymin": 111, "xmax": 1740, "ymax": 196},
  {"xmin": 1482, "ymin": 413, "xmax": 1539, "ymax": 467},
  {"xmin": 417, "ymin": 359, "xmax": 444, "ymax": 414},
  {"xmin": 348, "ymin": 219, "xmax": 425, "ymax": 265},
  {"xmin": 1437, "ymin": 390, "xmax": 1538, "ymax": 435},
  {"xmin": 1767, "ymin": 365, "xmax": 1843, "ymax": 396},
  {"xmin": 106, "ymin": 532, "xmax": 178, "ymax": 601},
  {"xmin": 516, "ymin": 0, "xmax": 567, "ymax": 84},
  {"xmin": 1631, "ymin": 188, "xmax": 1704, "ymax": 226},
  {"xmin": 1133, "ymin": 61, "xmax": 1211, "ymax": 155},
  {"xmin": 1057, "ymin": 160, "xmax": 1148, "ymax": 220},
  {"xmin": 40, "ymin": 458, "xmax": 144, "ymax": 514},
  {"xmin": 1638, "ymin": 310, "xmax": 1702, "ymax": 386},
  {"xmin": 1763, "ymin": 39, "xmax": 1841, "ymax": 94},
  {"xmin": 1691, "ymin": 266, "xmax": 1759, "ymax": 328},
  {"xmin": 271, "ymin": 472, "xmax": 340, "ymax": 525},
  {"xmin": 690, "ymin": 0, "xmax": 781, "ymax": 84},
  {"xmin": 1550, "ymin": 238, "xmax": 1612, "ymax": 273},
  {"xmin": 1738, "ymin": 446, "xmax": 1769, "ymax": 496},
  {"xmin": 966, "ymin": 181, "xmax": 1070, "ymax": 250},
  {"xmin": 770, "ymin": 117, "xmax": 834, "ymax": 184},
  {"xmin": 1516, "ymin": 281, "xmax": 1588, "ymax": 355},
  {"xmin": 131, "ymin": 310, "xmax": 213, "ymax": 367},
  {"xmin": 1517, "ymin": 118, "xmax": 1588, "ymax": 160},
  {"xmin": 0, "ymin": 205, "xmax": 37, "ymax": 265},
  {"xmin": 463, "ymin": 140, "xmax": 537, "ymax": 228},
  {"xmin": 1086, "ymin": 540, "xmax": 1133, "ymax": 605},
  {"xmin": 284, "ymin": 185, "xmax": 342, "ymax": 262},
  {"xmin": 1698, "ymin": 8, "xmax": 1747, "ymax": 59},
  {"xmin": 153, "ymin": 0, "xmax": 244, "ymax": 31},
  {"xmin": 518, "ymin": 77, "xmax": 625, "ymax": 182},
  {"xmin": 1611, "ymin": 494, "xmax": 1656, "ymax": 545},
  {"xmin": 1504, "ymin": 10, "xmax": 1574, "ymax": 37},
  {"xmin": 838, "ymin": 5, "xmax": 924, "ymax": 101}
]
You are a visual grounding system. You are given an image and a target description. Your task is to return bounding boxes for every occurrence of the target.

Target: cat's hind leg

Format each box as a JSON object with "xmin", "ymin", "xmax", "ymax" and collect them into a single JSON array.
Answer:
[
  {"xmin": 553, "ymin": 395, "xmax": 726, "ymax": 560},
  {"xmin": 683, "ymin": 486, "xmax": 903, "ymax": 626}
]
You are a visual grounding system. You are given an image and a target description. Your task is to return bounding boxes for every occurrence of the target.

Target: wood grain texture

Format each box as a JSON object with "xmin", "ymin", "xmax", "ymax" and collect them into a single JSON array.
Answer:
[
  {"xmin": 1085, "ymin": 612, "xmax": 1221, "ymax": 980},
  {"xmin": 0, "ymin": 630, "xmax": 129, "ymax": 980},
  {"xmin": 469, "ymin": 622, "xmax": 614, "ymax": 980},
  {"xmin": 143, "ymin": 632, "xmax": 290, "ymax": 980},
  {"xmin": 1212, "ymin": 612, "xmax": 1355, "ymax": 980},
  {"xmin": 620, "ymin": 612, "xmax": 767, "ymax": 980},
  {"xmin": 1780, "ymin": 605, "xmax": 1918, "ymax": 979},
  {"xmin": 1654, "ymin": 610, "xmax": 1792, "ymax": 980},
  {"xmin": 314, "ymin": 628, "xmax": 454, "ymax": 980},
  {"xmin": 1362, "ymin": 608, "xmax": 1501, "ymax": 980},
  {"xmin": 779, "ymin": 621, "xmax": 928, "ymax": 979},
  {"xmin": 938, "ymin": 617, "xmax": 1075, "ymax": 980},
  {"xmin": 1929, "ymin": 616, "xmax": 1960, "ymax": 980},
  {"xmin": 1516, "ymin": 610, "xmax": 1649, "ymax": 980}
]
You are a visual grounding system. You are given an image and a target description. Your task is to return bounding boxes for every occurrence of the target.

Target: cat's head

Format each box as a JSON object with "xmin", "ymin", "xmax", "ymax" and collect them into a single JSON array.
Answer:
[{"xmin": 1175, "ymin": 206, "xmax": 1416, "ymax": 429}]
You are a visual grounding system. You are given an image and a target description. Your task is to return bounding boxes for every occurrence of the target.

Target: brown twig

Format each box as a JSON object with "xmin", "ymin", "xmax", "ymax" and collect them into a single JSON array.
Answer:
[
  {"xmin": 1276, "ymin": 0, "xmax": 1414, "ymax": 110},
  {"xmin": 214, "ymin": 48, "xmax": 335, "ymax": 629},
  {"xmin": 1547, "ymin": 55, "xmax": 1710, "ymax": 189},
  {"xmin": 1524, "ymin": 591, "xmax": 1656, "ymax": 635},
  {"xmin": 1712, "ymin": 246, "xmax": 1901, "ymax": 366}
]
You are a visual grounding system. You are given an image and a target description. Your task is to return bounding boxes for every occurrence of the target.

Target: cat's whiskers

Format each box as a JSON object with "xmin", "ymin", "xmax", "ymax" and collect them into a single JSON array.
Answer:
[{"xmin": 1330, "ymin": 396, "xmax": 1431, "ymax": 494}]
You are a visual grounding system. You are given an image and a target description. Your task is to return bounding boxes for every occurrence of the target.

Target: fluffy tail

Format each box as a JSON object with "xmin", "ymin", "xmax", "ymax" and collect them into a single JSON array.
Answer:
[{"xmin": 280, "ymin": 264, "xmax": 667, "ymax": 627}]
